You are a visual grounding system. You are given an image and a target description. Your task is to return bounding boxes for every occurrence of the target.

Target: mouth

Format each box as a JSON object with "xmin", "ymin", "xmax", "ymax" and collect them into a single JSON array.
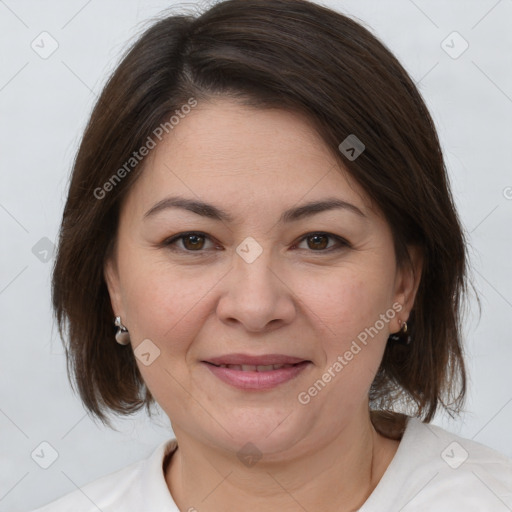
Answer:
[
  {"xmin": 204, "ymin": 362, "xmax": 304, "ymax": 372},
  {"xmin": 203, "ymin": 353, "xmax": 310, "ymax": 367},
  {"xmin": 201, "ymin": 354, "xmax": 312, "ymax": 390}
]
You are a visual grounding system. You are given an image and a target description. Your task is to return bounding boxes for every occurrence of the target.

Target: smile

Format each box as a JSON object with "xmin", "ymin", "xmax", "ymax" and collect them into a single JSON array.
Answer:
[
  {"xmin": 202, "ymin": 361, "xmax": 311, "ymax": 390},
  {"xmin": 211, "ymin": 363, "xmax": 296, "ymax": 371}
]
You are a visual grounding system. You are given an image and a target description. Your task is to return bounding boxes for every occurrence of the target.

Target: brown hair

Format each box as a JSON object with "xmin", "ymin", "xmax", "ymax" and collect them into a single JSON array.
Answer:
[{"xmin": 52, "ymin": 0, "xmax": 469, "ymax": 431}]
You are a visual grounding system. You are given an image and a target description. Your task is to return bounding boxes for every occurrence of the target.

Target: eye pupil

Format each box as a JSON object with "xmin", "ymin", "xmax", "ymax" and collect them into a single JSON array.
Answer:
[
  {"xmin": 184, "ymin": 234, "xmax": 204, "ymax": 250},
  {"xmin": 308, "ymin": 234, "xmax": 328, "ymax": 250}
]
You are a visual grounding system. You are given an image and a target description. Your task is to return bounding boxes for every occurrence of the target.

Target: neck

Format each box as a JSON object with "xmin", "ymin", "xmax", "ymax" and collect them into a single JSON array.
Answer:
[{"xmin": 165, "ymin": 411, "xmax": 399, "ymax": 512}]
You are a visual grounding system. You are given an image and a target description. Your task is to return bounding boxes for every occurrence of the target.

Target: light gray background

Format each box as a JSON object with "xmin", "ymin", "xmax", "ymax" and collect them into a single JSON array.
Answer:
[{"xmin": 1, "ymin": 0, "xmax": 511, "ymax": 510}]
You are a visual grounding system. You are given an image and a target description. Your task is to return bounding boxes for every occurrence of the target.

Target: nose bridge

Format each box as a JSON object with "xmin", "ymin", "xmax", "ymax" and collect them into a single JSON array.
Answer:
[
  {"xmin": 233, "ymin": 235, "xmax": 279, "ymax": 296},
  {"xmin": 216, "ymin": 235, "xmax": 295, "ymax": 330}
]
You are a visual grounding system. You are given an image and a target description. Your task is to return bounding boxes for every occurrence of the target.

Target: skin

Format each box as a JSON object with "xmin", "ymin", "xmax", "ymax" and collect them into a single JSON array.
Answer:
[{"xmin": 104, "ymin": 98, "xmax": 423, "ymax": 512}]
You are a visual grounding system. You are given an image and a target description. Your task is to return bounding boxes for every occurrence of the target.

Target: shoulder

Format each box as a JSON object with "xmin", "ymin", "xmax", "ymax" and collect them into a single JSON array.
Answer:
[
  {"xmin": 30, "ymin": 460, "xmax": 143, "ymax": 512},
  {"xmin": 30, "ymin": 439, "xmax": 179, "ymax": 512},
  {"xmin": 363, "ymin": 415, "xmax": 512, "ymax": 511},
  {"xmin": 394, "ymin": 417, "xmax": 512, "ymax": 510}
]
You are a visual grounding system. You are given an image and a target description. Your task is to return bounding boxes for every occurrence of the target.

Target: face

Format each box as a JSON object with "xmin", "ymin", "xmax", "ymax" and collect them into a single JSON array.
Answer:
[{"xmin": 105, "ymin": 98, "xmax": 421, "ymax": 458}]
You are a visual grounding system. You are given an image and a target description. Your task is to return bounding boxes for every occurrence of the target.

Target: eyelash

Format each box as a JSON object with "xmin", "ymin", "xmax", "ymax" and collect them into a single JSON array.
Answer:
[{"xmin": 161, "ymin": 231, "xmax": 351, "ymax": 255}]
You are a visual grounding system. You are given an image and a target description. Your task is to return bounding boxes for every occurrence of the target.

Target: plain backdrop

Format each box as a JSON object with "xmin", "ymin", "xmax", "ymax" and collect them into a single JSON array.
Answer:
[{"xmin": 1, "ymin": 0, "xmax": 511, "ymax": 510}]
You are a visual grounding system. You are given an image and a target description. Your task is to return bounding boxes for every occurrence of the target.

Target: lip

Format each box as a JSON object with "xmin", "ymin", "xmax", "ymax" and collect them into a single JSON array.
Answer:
[
  {"xmin": 202, "ymin": 360, "xmax": 312, "ymax": 390},
  {"xmin": 204, "ymin": 353, "xmax": 308, "ymax": 366}
]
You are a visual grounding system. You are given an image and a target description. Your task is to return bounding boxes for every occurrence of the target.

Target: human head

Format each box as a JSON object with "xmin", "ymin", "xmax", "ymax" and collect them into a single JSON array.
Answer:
[{"xmin": 52, "ymin": 0, "xmax": 468, "ymax": 429}]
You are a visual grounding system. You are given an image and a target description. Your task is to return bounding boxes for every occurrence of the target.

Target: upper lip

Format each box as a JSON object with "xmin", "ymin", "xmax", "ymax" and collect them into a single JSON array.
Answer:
[{"xmin": 203, "ymin": 353, "xmax": 309, "ymax": 366}]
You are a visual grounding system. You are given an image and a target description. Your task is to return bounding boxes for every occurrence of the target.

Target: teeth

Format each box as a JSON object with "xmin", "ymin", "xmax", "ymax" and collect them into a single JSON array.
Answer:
[{"xmin": 217, "ymin": 363, "xmax": 294, "ymax": 371}]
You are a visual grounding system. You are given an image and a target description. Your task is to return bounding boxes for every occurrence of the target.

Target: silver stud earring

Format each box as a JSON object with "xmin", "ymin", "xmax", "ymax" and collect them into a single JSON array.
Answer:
[{"xmin": 114, "ymin": 316, "xmax": 130, "ymax": 345}]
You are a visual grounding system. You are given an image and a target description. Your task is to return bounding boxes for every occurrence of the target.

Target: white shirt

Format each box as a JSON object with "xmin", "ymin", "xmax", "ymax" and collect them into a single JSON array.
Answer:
[{"xmin": 30, "ymin": 416, "xmax": 512, "ymax": 511}]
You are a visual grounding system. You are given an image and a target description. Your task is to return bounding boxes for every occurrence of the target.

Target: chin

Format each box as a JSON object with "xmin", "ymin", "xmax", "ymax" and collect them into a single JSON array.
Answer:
[{"xmin": 209, "ymin": 410, "xmax": 312, "ymax": 458}]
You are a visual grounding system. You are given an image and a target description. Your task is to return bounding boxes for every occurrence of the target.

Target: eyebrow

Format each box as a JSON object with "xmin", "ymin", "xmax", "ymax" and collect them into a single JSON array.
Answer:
[{"xmin": 143, "ymin": 195, "xmax": 366, "ymax": 223}]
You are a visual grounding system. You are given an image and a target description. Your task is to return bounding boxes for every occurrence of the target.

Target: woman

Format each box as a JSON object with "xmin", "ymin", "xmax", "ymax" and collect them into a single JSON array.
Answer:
[{"xmin": 31, "ymin": 0, "xmax": 512, "ymax": 510}]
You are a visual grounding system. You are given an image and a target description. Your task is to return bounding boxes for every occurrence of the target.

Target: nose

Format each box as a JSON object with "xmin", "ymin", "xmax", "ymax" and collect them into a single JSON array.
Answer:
[{"xmin": 216, "ymin": 243, "xmax": 297, "ymax": 333}]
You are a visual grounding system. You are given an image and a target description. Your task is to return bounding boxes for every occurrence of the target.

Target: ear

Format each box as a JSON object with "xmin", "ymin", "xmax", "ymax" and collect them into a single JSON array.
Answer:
[
  {"xmin": 104, "ymin": 256, "xmax": 125, "ymax": 319},
  {"xmin": 390, "ymin": 245, "xmax": 423, "ymax": 332}
]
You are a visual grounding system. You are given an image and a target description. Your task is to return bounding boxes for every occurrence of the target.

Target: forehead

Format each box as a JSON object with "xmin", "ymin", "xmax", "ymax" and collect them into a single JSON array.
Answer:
[{"xmin": 123, "ymin": 99, "xmax": 373, "ymax": 218}]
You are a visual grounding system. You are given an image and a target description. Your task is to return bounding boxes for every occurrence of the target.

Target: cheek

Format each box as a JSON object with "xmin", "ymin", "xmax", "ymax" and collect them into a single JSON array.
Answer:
[
  {"xmin": 123, "ymin": 262, "xmax": 218, "ymax": 414},
  {"xmin": 298, "ymin": 278, "xmax": 391, "ymax": 410},
  {"xmin": 306, "ymin": 269, "xmax": 395, "ymax": 345},
  {"xmin": 303, "ymin": 267, "xmax": 396, "ymax": 402},
  {"xmin": 120, "ymin": 253, "xmax": 221, "ymax": 353}
]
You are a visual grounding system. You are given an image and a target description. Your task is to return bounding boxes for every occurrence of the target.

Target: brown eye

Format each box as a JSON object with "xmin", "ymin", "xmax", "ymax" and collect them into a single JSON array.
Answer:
[
  {"xmin": 306, "ymin": 234, "xmax": 330, "ymax": 250},
  {"xmin": 162, "ymin": 231, "xmax": 350, "ymax": 255},
  {"xmin": 295, "ymin": 232, "xmax": 350, "ymax": 252},
  {"xmin": 181, "ymin": 234, "xmax": 206, "ymax": 250},
  {"xmin": 163, "ymin": 232, "xmax": 215, "ymax": 252}
]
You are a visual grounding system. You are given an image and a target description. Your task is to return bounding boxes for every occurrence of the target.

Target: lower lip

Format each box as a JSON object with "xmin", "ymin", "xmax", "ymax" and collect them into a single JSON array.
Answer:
[{"xmin": 202, "ymin": 361, "xmax": 311, "ymax": 390}]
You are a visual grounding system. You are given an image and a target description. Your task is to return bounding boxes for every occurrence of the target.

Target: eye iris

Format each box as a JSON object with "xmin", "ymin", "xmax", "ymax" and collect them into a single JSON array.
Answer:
[
  {"xmin": 308, "ymin": 234, "xmax": 328, "ymax": 250},
  {"xmin": 183, "ymin": 234, "xmax": 204, "ymax": 250}
]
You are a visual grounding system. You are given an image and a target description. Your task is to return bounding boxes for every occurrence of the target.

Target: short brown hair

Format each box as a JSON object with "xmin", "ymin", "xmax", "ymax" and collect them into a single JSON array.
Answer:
[{"xmin": 52, "ymin": 0, "xmax": 469, "ymax": 430}]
